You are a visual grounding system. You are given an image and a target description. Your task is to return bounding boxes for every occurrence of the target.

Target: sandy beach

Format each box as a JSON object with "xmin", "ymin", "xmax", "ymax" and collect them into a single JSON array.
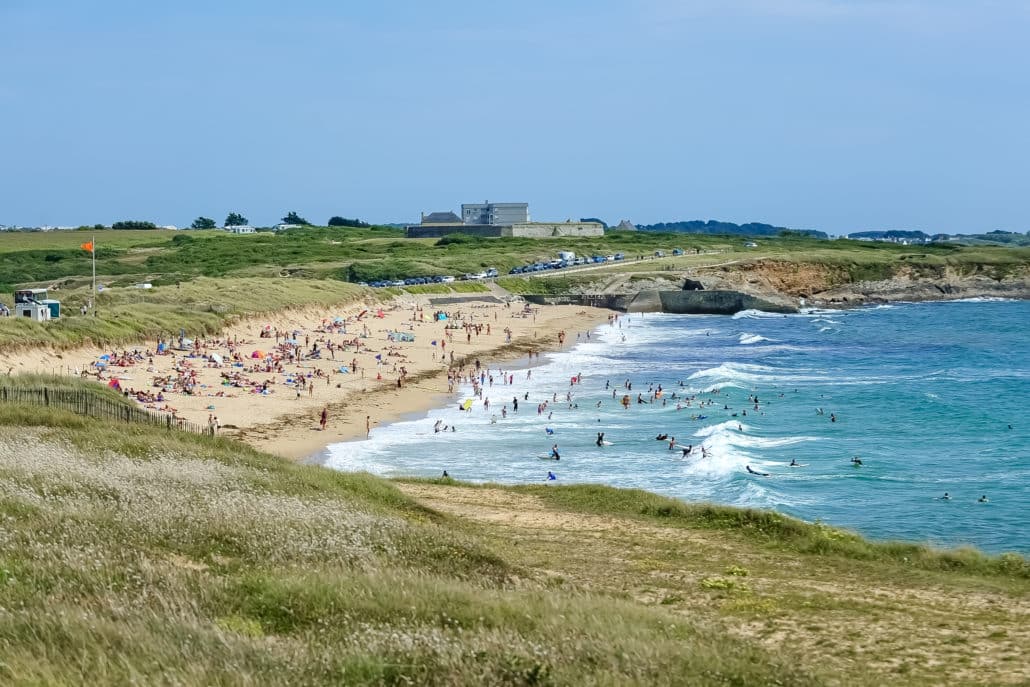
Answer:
[{"xmin": 0, "ymin": 295, "xmax": 611, "ymax": 461}]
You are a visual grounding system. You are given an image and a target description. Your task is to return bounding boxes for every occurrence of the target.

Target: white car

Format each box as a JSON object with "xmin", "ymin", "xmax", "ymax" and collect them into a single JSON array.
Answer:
[{"xmin": 441, "ymin": 275, "xmax": 455, "ymax": 283}]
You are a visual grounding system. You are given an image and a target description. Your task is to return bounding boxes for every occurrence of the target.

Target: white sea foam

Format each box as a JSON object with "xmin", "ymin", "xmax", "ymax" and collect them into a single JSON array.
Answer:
[{"xmin": 739, "ymin": 333, "xmax": 773, "ymax": 345}]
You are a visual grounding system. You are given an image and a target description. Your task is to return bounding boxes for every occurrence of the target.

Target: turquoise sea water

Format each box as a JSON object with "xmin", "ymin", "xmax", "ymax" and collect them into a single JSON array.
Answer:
[{"xmin": 325, "ymin": 300, "xmax": 1030, "ymax": 554}]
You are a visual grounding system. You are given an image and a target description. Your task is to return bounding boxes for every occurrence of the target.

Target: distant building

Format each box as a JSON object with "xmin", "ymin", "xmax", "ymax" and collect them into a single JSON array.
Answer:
[
  {"xmin": 225, "ymin": 225, "xmax": 256, "ymax": 234},
  {"xmin": 461, "ymin": 202, "xmax": 529, "ymax": 225},
  {"xmin": 615, "ymin": 220, "xmax": 637, "ymax": 231},
  {"xmin": 407, "ymin": 202, "xmax": 603, "ymax": 239},
  {"xmin": 274, "ymin": 224, "xmax": 302, "ymax": 232},
  {"xmin": 420, "ymin": 211, "xmax": 463, "ymax": 225}
]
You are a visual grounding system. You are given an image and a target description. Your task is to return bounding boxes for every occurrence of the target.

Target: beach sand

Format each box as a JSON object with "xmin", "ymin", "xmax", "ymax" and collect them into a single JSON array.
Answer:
[{"xmin": 0, "ymin": 296, "xmax": 611, "ymax": 461}]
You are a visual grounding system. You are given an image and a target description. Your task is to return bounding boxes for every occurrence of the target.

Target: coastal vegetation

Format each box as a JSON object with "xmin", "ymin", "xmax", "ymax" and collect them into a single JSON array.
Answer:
[
  {"xmin": 0, "ymin": 397, "xmax": 1025, "ymax": 685},
  {"xmin": 0, "ymin": 226, "xmax": 1027, "ymax": 348}
]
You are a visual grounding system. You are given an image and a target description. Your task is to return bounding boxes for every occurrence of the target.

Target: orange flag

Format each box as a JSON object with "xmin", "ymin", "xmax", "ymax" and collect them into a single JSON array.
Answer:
[{"xmin": 80, "ymin": 241, "xmax": 94, "ymax": 253}]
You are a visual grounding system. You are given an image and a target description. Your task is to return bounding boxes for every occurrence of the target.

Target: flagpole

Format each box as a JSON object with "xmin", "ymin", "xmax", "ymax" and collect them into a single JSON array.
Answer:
[{"xmin": 91, "ymin": 234, "xmax": 96, "ymax": 317}]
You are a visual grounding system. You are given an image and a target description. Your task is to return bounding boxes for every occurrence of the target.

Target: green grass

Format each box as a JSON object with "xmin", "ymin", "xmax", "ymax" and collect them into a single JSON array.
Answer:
[
  {"xmin": 2, "ymin": 227, "xmax": 1026, "ymax": 299},
  {"xmin": 514, "ymin": 483, "xmax": 1029, "ymax": 579},
  {"xmin": 0, "ymin": 401, "xmax": 826, "ymax": 686},
  {"xmin": 0, "ymin": 277, "xmax": 366, "ymax": 351}
]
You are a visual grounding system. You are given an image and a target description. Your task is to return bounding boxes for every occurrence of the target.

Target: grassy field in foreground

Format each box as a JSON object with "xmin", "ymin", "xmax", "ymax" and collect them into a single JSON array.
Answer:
[{"xmin": 0, "ymin": 393, "xmax": 1026, "ymax": 686}]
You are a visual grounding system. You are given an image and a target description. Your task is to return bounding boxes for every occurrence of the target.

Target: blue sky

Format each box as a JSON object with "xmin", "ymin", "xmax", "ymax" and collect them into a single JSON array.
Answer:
[{"xmin": 2, "ymin": 0, "xmax": 1028, "ymax": 234}]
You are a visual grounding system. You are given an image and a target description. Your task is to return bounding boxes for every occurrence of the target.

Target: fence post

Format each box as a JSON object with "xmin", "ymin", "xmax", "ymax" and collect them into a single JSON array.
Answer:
[
  {"xmin": 43, "ymin": 387, "xmax": 49, "ymax": 406},
  {"xmin": 166, "ymin": 416, "xmax": 172, "ymax": 431}
]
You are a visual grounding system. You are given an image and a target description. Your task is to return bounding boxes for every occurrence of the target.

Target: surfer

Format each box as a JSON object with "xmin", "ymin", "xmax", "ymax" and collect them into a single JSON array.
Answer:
[
  {"xmin": 850, "ymin": 456, "xmax": 863, "ymax": 466},
  {"xmin": 596, "ymin": 432, "xmax": 605, "ymax": 447},
  {"xmin": 668, "ymin": 437, "xmax": 676, "ymax": 450},
  {"xmin": 681, "ymin": 444, "xmax": 693, "ymax": 457},
  {"xmin": 655, "ymin": 433, "xmax": 668, "ymax": 441},
  {"xmin": 978, "ymin": 495, "xmax": 989, "ymax": 503},
  {"xmin": 746, "ymin": 465, "xmax": 770, "ymax": 477},
  {"xmin": 790, "ymin": 458, "xmax": 799, "ymax": 467},
  {"xmin": 546, "ymin": 427, "xmax": 554, "ymax": 435},
  {"xmin": 442, "ymin": 470, "xmax": 449, "ymax": 478},
  {"xmin": 940, "ymin": 492, "xmax": 951, "ymax": 500},
  {"xmin": 550, "ymin": 444, "xmax": 561, "ymax": 460},
  {"xmin": 547, "ymin": 471, "xmax": 557, "ymax": 481}
]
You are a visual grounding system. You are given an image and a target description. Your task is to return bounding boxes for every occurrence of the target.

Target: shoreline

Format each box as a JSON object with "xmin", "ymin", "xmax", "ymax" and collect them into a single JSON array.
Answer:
[{"xmin": 0, "ymin": 296, "xmax": 612, "ymax": 462}]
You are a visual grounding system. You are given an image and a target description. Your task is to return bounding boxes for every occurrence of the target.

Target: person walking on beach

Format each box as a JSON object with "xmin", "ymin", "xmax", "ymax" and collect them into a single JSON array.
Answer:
[
  {"xmin": 320, "ymin": 405, "xmax": 328, "ymax": 431},
  {"xmin": 366, "ymin": 415, "xmax": 373, "ymax": 438}
]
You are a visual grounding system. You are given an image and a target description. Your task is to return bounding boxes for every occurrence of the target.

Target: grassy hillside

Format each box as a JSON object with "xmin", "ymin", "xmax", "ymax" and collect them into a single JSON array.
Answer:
[
  {"xmin": 0, "ymin": 394, "xmax": 1026, "ymax": 685},
  {"xmin": 7, "ymin": 226, "xmax": 1026, "ymax": 295}
]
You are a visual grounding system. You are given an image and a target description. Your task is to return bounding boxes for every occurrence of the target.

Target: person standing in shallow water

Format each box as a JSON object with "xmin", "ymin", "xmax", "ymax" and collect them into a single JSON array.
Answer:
[{"xmin": 319, "ymin": 405, "xmax": 328, "ymax": 431}]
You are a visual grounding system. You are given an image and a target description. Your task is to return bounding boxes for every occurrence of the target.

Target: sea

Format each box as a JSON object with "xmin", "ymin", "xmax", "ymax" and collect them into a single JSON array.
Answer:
[{"xmin": 324, "ymin": 299, "xmax": 1030, "ymax": 554}]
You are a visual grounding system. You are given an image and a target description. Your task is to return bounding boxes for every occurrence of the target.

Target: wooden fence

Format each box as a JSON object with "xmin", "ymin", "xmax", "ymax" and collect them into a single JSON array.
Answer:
[{"xmin": 0, "ymin": 385, "xmax": 211, "ymax": 435}]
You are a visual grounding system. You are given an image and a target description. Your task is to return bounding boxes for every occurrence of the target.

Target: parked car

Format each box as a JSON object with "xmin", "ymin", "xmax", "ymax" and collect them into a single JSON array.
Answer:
[
  {"xmin": 441, "ymin": 275, "xmax": 456, "ymax": 283},
  {"xmin": 613, "ymin": 253, "xmax": 625, "ymax": 260},
  {"xmin": 672, "ymin": 248, "xmax": 684, "ymax": 256},
  {"xmin": 605, "ymin": 254, "xmax": 615, "ymax": 262},
  {"xmin": 485, "ymin": 268, "xmax": 499, "ymax": 278},
  {"xmin": 654, "ymin": 250, "xmax": 665, "ymax": 257}
]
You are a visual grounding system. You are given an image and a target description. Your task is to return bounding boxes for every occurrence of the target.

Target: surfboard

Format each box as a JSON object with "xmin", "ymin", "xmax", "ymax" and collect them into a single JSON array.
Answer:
[
  {"xmin": 788, "ymin": 463, "xmax": 808, "ymax": 468},
  {"xmin": 600, "ymin": 440, "xmax": 614, "ymax": 446}
]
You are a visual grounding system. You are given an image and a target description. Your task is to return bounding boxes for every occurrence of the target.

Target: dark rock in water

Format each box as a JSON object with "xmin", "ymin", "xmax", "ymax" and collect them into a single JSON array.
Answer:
[
  {"xmin": 658, "ymin": 290, "xmax": 796, "ymax": 315},
  {"xmin": 523, "ymin": 290, "xmax": 797, "ymax": 315},
  {"xmin": 682, "ymin": 279, "xmax": 705, "ymax": 291}
]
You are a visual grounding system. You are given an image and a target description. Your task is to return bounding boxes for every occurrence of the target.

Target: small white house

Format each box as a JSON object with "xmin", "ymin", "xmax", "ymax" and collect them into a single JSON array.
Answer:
[{"xmin": 224, "ymin": 225, "xmax": 256, "ymax": 234}]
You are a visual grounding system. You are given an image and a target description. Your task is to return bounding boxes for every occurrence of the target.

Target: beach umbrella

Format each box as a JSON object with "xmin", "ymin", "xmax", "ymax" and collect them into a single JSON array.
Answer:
[
  {"xmin": 333, "ymin": 317, "xmax": 344, "ymax": 324},
  {"xmin": 107, "ymin": 378, "xmax": 120, "ymax": 390},
  {"xmin": 211, "ymin": 353, "xmax": 223, "ymax": 365}
]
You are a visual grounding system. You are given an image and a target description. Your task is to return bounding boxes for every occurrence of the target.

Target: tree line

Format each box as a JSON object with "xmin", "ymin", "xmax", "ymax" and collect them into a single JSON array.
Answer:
[{"xmin": 78, "ymin": 212, "xmax": 374, "ymax": 230}]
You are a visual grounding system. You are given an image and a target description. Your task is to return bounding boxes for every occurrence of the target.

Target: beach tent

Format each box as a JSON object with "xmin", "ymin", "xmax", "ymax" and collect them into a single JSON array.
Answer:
[
  {"xmin": 338, "ymin": 366, "xmax": 349, "ymax": 374},
  {"xmin": 333, "ymin": 317, "xmax": 344, "ymax": 324},
  {"xmin": 251, "ymin": 350, "xmax": 265, "ymax": 359},
  {"xmin": 211, "ymin": 353, "xmax": 224, "ymax": 365},
  {"xmin": 157, "ymin": 343, "xmax": 167, "ymax": 353},
  {"xmin": 375, "ymin": 309, "xmax": 385, "ymax": 318},
  {"xmin": 462, "ymin": 399, "xmax": 474, "ymax": 411},
  {"xmin": 107, "ymin": 378, "xmax": 121, "ymax": 391}
]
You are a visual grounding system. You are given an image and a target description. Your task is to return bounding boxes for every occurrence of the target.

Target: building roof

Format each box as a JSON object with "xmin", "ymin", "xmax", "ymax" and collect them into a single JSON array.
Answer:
[{"xmin": 422, "ymin": 211, "xmax": 462, "ymax": 225}]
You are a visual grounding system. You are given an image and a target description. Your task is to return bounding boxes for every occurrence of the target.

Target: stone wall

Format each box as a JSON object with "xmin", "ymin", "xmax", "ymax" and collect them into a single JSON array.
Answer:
[
  {"xmin": 506, "ymin": 222, "xmax": 605, "ymax": 238},
  {"xmin": 404, "ymin": 225, "xmax": 504, "ymax": 239}
]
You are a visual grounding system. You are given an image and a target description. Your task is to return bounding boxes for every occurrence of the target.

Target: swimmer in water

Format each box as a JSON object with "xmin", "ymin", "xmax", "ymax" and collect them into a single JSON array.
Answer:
[
  {"xmin": 655, "ymin": 433, "xmax": 668, "ymax": 441},
  {"xmin": 550, "ymin": 444, "xmax": 560, "ymax": 460},
  {"xmin": 978, "ymin": 495, "xmax": 989, "ymax": 503},
  {"xmin": 682, "ymin": 444, "xmax": 693, "ymax": 457},
  {"xmin": 596, "ymin": 432, "xmax": 605, "ymax": 447},
  {"xmin": 547, "ymin": 471, "xmax": 556, "ymax": 481},
  {"xmin": 939, "ymin": 492, "xmax": 951, "ymax": 500},
  {"xmin": 442, "ymin": 470, "xmax": 449, "ymax": 478},
  {"xmin": 851, "ymin": 456, "xmax": 863, "ymax": 466},
  {"xmin": 789, "ymin": 458, "xmax": 799, "ymax": 467},
  {"xmin": 668, "ymin": 437, "xmax": 676, "ymax": 450}
]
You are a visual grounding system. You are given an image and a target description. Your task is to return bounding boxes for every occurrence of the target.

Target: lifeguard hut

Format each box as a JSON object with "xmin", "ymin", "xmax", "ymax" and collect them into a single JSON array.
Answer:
[{"xmin": 15, "ymin": 288, "xmax": 60, "ymax": 321}]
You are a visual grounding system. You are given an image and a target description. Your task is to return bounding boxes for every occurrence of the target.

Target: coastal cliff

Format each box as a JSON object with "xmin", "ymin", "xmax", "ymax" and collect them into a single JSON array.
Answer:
[{"xmin": 695, "ymin": 259, "xmax": 1030, "ymax": 306}]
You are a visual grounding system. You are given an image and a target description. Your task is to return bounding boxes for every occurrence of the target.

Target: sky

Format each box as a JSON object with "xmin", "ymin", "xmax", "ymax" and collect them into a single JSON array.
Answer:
[{"xmin": 1, "ymin": 0, "xmax": 1028, "ymax": 234}]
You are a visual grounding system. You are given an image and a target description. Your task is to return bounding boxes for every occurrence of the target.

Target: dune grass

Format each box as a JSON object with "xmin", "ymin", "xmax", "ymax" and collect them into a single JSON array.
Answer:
[
  {"xmin": 0, "ymin": 277, "xmax": 367, "ymax": 352},
  {"xmin": 0, "ymin": 403, "xmax": 826, "ymax": 686}
]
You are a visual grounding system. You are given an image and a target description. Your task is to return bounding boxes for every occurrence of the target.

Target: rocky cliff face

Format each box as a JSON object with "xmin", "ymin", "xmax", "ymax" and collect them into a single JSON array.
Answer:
[{"xmin": 695, "ymin": 260, "xmax": 1030, "ymax": 306}]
